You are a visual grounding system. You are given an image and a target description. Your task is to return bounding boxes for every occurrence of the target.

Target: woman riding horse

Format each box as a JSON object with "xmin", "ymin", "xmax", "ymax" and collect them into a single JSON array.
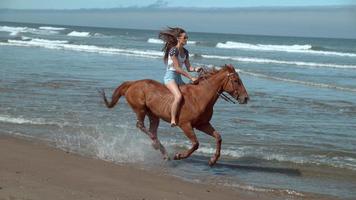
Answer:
[
  {"xmin": 159, "ymin": 27, "xmax": 202, "ymax": 127},
  {"xmin": 100, "ymin": 65, "xmax": 248, "ymax": 166}
]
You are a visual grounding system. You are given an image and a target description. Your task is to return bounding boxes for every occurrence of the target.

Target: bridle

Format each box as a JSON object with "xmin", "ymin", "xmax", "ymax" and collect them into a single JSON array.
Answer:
[
  {"xmin": 198, "ymin": 69, "xmax": 238, "ymax": 104},
  {"xmin": 219, "ymin": 72, "xmax": 238, "ymax": 104}
]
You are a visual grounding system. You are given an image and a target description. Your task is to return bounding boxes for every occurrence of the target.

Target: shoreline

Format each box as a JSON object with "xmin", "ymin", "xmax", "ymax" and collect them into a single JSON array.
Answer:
[{"xmin": 0, "ymin": 135, "xmax": 277, "ymax": 200}]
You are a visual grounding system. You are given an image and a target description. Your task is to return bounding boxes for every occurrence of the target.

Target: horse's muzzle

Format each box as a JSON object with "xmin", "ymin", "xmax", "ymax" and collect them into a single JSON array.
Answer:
[{"xmin": 238, "ymin": 96, "xmax": 249, "ymax": 104}]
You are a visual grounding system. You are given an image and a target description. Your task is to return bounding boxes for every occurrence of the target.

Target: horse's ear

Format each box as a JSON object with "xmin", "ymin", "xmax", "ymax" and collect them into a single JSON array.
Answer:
[{"xmin": 227, "ymin": 64, "xmax": 234, "ymax": 71}]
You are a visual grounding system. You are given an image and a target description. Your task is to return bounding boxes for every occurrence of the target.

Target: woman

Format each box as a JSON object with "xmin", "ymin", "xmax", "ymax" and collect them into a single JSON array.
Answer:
[{"xmin": 159, "ymin": 27, "xmax": 202, "ymax": 127}]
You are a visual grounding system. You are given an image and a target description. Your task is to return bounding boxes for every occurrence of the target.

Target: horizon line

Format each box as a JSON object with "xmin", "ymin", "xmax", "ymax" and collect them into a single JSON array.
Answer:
[
  {"xmin": 1, "ymin": 4, "xmax": 356, "ymax": 11},
  {"xmin": 1, "ymin": 20, "xmax": 355, "ymax": 40}
]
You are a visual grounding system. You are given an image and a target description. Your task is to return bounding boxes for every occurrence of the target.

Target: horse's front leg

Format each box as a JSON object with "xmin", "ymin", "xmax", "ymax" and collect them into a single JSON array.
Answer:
[
  {"xmin": 174, "ymin": 123, "xmax": 199, "ymax": 160},
  {"xmin": 196, "ymin": 123, "xmax": 222, "ymax": 166}
]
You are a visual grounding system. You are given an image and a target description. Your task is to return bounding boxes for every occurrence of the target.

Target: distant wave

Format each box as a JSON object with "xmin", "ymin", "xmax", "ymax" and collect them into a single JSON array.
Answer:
[
  {"xmin": 147, "ymin": 38, "xmax": 197, "ymax": 45},
  {"xmin": 147, "ymin": 38, "xmax": 163, "ymax": 44},
  {"xmin": 216, "ymin": 41, "xmax": 356, "ymax": 57},
  {"xmin": 2, "ymin": 37, "xmax": 354, "ymax": 70},
  {"xmin": 0, "ymin": 38, "xmax": 163, "ymax": 58},
  {"xmin": 0, "ymin": 26, "xmax": 29, "ymax": 36},
  {"xmin": 239, "ymin": 70, "xmax": 356, "ymax": 93},
  {"xmin": 29, "ymin": 38, "xmax": 69, "ymax": 44},
  {"xmin": 2, "ymin": 37, "xmax": 354, "ymax": 71},
  {"xmin": 67, "ymin": 31, "xmax": 91, "ymax": 37},
  {"xmin": 39, "ymin": 26, "xmax": 67, "ymax": 31},
  {"xmin": 0, "ymin": 25, "xmax": 60, "ymax": 36},
  {"xmin": 202, "ymin": 54, "xmax": 356, "ymax": 69}
]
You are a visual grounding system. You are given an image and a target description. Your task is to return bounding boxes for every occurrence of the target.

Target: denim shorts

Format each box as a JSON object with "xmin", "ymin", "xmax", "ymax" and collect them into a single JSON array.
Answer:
[{"xmin": 163, "ymin": 70, "xmax": 185, "ymax": 85}]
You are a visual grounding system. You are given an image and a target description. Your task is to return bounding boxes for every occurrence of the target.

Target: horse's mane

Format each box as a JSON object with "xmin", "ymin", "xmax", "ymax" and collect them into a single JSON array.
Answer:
[{"xmin": 196, "ymin": 65, "xmax": 227, "ymax": 83}]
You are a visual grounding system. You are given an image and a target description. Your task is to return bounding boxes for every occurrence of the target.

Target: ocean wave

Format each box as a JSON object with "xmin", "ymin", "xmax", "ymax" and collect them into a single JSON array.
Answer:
[
  {"xmin": 216, "ymin": 41, "xmax": 356, "ymax": 57},
  {"xmin": 0, "ymin": 115, "xmax": 72, "ymax": 129},
  {"xmin": 0, "ymin": 26, "xmax": 28, "ymax": 36},
  {"xmin": 147, "ymin": 38, "xmax": 196, "ymax": 45},
  {"xmin": 202, "ymin": 54, "xmax": 356, "ymax": 69},
  {"xmin": 0, "ymin": 115, "xmax": 47, "ymax": 125},
  {"xmin": 228, "ymin": 183, "xmax": 305, "ymax": 197},
  {"xmin": 2, "ymin": 37, "xmax": 354, "ymax": 71},
  {"xmin": 147, "ymin": 38, "xmax": 163, "ymax": 44},
  {"xmin": 67, "ymin": 31, "xmax": 91, "ymax": 37},
  {"xmin": 39, "ymin": 26, "xmax": 67, "ymax": 31},
  {"xmin": 171, "ymin": 142, "xmax": 356, "ymax": 170},
  {"xmin": 0, "ymin": 38, "xmax": 163, "ymax": 58},
  {"xmin": 239, "ymin": 70, "xmax": 356, "ymax": 92},
  {"xmin": 0, "ymin": 25, "xmax": 60, "ymax": 36},
  {"xmin": 29, "ymin": 38, "xmax": 69, "ymax": 44}
]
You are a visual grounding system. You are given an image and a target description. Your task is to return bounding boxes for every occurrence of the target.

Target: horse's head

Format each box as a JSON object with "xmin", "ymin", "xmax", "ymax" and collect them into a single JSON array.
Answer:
[{"xmin": 221, "ymin": 64, "xmax": 249, "ymax": 104}]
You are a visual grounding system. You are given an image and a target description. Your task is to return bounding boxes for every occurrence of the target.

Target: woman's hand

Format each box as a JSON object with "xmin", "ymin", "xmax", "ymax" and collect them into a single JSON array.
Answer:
[
  {"xmin": 191, "ymin": 77, "xmax": 199, "ymax": 84},
  {"xmin": 194, "ymin": 66, "xmax": 203, "ymax": 72}
]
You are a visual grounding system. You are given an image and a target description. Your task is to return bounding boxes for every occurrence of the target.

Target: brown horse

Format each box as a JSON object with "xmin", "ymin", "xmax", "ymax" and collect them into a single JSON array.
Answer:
[{"xmin": 100, "ymin": 64, "xmax": 249, "ymax": 166}]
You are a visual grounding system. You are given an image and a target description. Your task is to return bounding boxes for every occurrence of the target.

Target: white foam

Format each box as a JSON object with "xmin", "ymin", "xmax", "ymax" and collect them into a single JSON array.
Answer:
[
  {"xmin": 240, "ymin": 70, "xmax": 356, "ymax": 92},
  {"xmin": 0, "ymin": 115, "xmax": 46, "ymax": 125},
  {"xmin": 67, "ymin": 31, "xmax": 91, "ymax": 37},
  {"xmin": 21, "ymin": 36, "xmax": 31, "ymax": 40},
  {"xmin": 148, "ymin": 38, "xmax": 163, "ymax": 44},
  {"xmin": 216, "ymin": 41, "xmax": 356, "ymax": 57},
  {"xmin": 0, "ymin": 38, "xmax": 163, "ymax": 58},
  {"xmin": 147, "ymin": 38, "xmax": 196, "ymax": 45},
  {"xmin": 93, "ymin": 33, "xmax": 104, "ymax": 37},
  {"xmin": 39, "ymin": 26, "xmax": 66, "ymax": 31},
  {"xmin": 202, "ymin": 54, "xmax": 356, "ymax": 69},
  {"xmin": 228, "ymin": 183, "xmax": 305, "ymax": 197},
  {"xmin": 0, "ymin": 115, "xmax": 70, "ymax": 128},
  {"xmin": 217, "ymin": 41, "xmax": 311, "ymax": 50},
  {"xmin": 171, "ymin": 142, "xmax": 356, "ymax": 170},
  {"xmin": 0, "ymin": 26, "xmax": 26, "ymax": 36},
  {"xmin": 29, "ymin": 38, "xmax": 69, "ymax": 44},
  {"xmin": 0, "ymin": 25, "xmax": 59, "ymax": 36}
]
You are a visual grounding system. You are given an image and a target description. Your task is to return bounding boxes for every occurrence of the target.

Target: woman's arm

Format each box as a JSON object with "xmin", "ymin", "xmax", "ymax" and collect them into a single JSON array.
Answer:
[
  {"xmin": 185, "ymin": 58, "xmax": 202, "ymax": 72},
  {"xmin": 184, "ymin": 58, "xmax": 195, "ymax": 72},
  {"xmin": 171, "ymin": 56, "xmax": 194, "ymax": 80}
]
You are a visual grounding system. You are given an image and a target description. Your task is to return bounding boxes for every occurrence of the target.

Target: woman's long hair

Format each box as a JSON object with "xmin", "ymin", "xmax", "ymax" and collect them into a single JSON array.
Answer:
[{"xmin": 158, "ymin": 27, "xmax": 186, "ymax": 64}]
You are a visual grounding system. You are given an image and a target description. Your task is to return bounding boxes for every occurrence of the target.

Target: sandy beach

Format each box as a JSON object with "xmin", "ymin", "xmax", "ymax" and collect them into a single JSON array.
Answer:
[{"xmin": 0, "ymin": 135, "xmax": 289, "ymax": 200}]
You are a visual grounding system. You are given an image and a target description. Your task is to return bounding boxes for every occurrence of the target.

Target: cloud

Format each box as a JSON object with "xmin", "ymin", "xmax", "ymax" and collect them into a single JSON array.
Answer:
[{"xmin": 146, "ymin": 0, "xmax": 168, "ymax": 8}]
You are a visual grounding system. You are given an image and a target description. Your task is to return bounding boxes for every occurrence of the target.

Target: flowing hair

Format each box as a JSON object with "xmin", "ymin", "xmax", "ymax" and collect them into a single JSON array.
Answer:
[{"xmin": 158, "ymin": 27, "xmax": 186, "ymax": 64}]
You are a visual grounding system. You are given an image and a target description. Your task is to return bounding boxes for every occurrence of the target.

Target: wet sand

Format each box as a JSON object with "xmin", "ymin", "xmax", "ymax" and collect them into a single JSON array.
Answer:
[{"xmin": 0, "ymin": 135, "xmax": 334, "ymax": 200}]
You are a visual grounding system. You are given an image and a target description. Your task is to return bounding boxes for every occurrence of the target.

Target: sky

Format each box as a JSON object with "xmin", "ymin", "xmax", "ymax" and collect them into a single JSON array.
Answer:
[
  {"xmin": 0, "ymin": 1, "xmax": 355, "ymax": 39},
  {"xmin": 0, "ymin": 0, "xmax": 355, "ymax": 9}
]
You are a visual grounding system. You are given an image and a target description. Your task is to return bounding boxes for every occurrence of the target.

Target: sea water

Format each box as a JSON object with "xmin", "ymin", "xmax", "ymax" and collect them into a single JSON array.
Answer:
[{"xmin": 1, "ymin": 21, "xmax": 356, "ymax": 199}]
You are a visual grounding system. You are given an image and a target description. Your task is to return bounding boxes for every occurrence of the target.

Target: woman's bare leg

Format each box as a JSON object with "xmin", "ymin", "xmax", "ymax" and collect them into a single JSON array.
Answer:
[{"xmin": 165, "ymin": 81, "xmax": 182, "ymax": 126}]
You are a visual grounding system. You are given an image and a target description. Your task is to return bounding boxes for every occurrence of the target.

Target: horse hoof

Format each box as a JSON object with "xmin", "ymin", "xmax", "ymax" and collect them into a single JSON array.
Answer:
[
  {"xmin": 208, "ymin": 158, "xmax": 216, "ymax": 166},
  {"xmin": 151, "ymin": 142, "xmax": 160, "ymax": 150},
  {"xmin": 170, "ymin": 123, "xmax": 177, "ymax": 127},
  {"xmin": 163, "ymin": 155, "xmax": 171, "ymax": 161},
  {"xmin": 173, "ymin": 153, "xmax": 181, "ymax": 160}
]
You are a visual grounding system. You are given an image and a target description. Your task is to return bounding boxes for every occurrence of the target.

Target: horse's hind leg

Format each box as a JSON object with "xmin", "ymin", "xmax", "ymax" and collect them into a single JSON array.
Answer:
[
  {"xmin": 147, "ymin": 112, "xmax": 168, "ymax": 160},
  {"xmin": 134, "ymin": 107, "xmax": 150, "ymax": 135},
  {"xmin": 134, "ymin": 108, "xmax": 168, "ymax": 159}
]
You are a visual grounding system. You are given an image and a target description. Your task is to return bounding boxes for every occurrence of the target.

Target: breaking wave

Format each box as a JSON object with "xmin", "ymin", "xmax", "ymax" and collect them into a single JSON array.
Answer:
[{"xmin": 216, "ymin": 41, "xmax": 356, "ymax": 57}]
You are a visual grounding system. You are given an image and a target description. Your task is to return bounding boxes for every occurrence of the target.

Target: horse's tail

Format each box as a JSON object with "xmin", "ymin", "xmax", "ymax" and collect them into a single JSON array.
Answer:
[{"xmin": 100, "ymin": 81, "xmax": 133, "ymax": 108}]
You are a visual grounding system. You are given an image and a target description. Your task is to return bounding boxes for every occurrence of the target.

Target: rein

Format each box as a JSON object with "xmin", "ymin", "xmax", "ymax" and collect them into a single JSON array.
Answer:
[{"xmin": 198, "ymin": 69, "xmax": 237, "ymax": 104}]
